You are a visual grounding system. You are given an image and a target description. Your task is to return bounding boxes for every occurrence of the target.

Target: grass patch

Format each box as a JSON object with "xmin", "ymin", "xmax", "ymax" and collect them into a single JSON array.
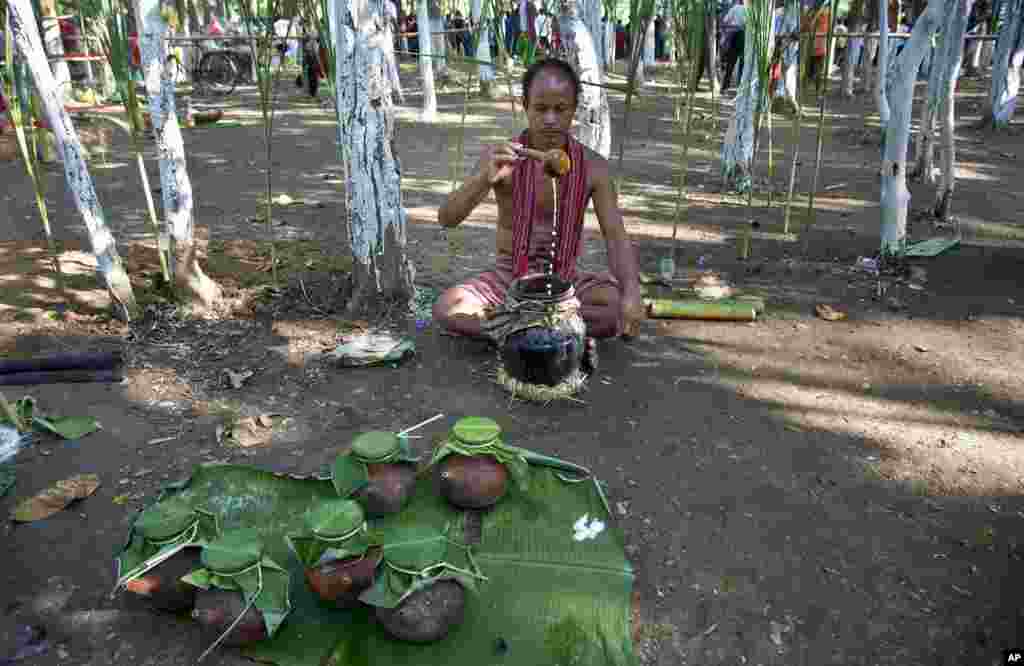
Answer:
[{"xmin": 637, "ymin": 621, "xmax": 675, "ymax": 642}]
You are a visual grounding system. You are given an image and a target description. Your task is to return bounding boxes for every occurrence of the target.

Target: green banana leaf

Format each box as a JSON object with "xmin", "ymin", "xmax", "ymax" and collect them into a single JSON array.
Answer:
[{"xmin": 115, "ymin": 460, "xmax": 635, "ymax": 666}]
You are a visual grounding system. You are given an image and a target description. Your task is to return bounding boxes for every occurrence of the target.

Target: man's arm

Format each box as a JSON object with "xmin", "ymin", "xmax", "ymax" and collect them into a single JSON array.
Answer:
[
  {"xmin": 589, "ymin": 159, "xmax": 641, "ymax": 300},
  {"xmin": 438, "ymin": 153, "xmax": 492, "ymax": 228}
]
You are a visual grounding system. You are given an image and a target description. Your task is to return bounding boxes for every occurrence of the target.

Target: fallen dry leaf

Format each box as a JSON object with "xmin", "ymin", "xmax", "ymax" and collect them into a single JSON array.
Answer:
[
  {"xmin": 815, "ymin": 304, "xmax": 847, "ymax": 321},
  {"xmin": 230, "ymin": 414, "xmax": 281, "ymax": 448},
  {"xmin": 223, "ymin": 369, "xmax": 254, "ymax": 390},
  {"xmin": 11, "ymin": 474, "xmax": 101, "ymax": 522}
]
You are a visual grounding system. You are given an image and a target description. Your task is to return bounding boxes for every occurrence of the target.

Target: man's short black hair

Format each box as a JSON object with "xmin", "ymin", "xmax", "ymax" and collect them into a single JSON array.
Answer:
[{"xmin": 522, "ymin": 58, "xmax": 581, "ymax": 108}]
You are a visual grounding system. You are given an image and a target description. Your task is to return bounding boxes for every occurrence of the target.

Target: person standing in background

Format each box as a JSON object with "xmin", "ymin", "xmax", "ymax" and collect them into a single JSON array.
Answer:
[{"xmin": 720, "ymin": 0, "xmax": 746, "ymax": 90}]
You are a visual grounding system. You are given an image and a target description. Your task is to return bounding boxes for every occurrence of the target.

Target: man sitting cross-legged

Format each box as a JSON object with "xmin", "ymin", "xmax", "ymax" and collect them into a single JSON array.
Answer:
[{"xmin": 433, "ymin": 58, "xmax": 645, "ymax": 343}]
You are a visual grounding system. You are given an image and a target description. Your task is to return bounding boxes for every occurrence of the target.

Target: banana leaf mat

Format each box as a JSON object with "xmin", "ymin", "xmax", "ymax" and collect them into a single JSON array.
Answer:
[{"xmin": 117, "ymin": 462, "xmax": 636, "ymax": 666}]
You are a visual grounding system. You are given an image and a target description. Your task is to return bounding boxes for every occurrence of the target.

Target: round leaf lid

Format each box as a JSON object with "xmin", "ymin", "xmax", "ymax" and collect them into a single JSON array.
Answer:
[
  {"xmin": 202, "ymin": 528, "xmax": 264, "ymax": 575},
  {"xmin": 452, "ymin": 417, "xmax": 501, "ymax": 447},
  {"xmin": 136, "ymin": 498, "xmax": 197, "ymax": 542},
  {"xmin": 306, "ymin": 499, "xmax": 365, "ymax": 540},
  {"xmin": 351, "ymin": 431, "xmax": 401, "ymax": 463}
]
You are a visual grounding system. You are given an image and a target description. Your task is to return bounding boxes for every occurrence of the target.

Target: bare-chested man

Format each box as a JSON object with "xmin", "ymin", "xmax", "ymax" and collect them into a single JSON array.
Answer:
[{"xmin": 433, "ymin": 58, "xmax": 644, "ymax": 341}]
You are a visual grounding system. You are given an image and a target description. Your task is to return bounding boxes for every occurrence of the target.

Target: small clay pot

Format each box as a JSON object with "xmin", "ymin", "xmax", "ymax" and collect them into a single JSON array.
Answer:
[
  {"xmin": 124, "ymin": 548, "xmax": 202, "ymax": 612},
  {"xmin": 438, "ymin": 454, "xmax": 509, "ymax": 509},
  {"xmin": 354, "ymin": 462, "xmax": 417, "ymax": 517},
  {"xmin": 304, "ymin": 547, "xmax": 382, "ymax": 608},
  {"xmin": 374, "ymin": 580, "xmax": 466, "ymax": 643},
  {"xmin": 192, "ymin": 589, "xmax": 268, "ymax": 647}
]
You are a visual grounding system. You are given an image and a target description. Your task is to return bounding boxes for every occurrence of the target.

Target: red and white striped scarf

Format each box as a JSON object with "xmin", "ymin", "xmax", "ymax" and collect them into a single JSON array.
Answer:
[{"xmin": 510, "ymin": 131, "xmax": 590, "ymax": 281}]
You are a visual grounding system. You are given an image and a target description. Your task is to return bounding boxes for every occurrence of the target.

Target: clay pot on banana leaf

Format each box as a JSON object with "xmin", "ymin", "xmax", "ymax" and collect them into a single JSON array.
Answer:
[
  {"xmin": 332, "ymin": 431, "xmax": 421, "ymax": 517},
  {"xmin": 189, "ymin": 528, "xmax": 291, "ymax": 649},
  {"xmin": 290, "ymin": 499, "xmax": 382, "ymax": 609},
  {"xmin": 432, "ymin": 417, "xmax": 529, "ymax": 510},
  {"xmin": 119, "ymin": 498, "xmax": 213, "ymax": 612},
  {"xmin": 359, "ymin": 527, "xmax": 475, "ymax": 644}
]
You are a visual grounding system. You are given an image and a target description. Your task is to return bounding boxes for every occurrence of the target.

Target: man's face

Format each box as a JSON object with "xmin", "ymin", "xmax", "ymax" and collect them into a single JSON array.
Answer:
[{"xmin": 524, "ymin": 70, "xmax": 577, "ymax": 151}]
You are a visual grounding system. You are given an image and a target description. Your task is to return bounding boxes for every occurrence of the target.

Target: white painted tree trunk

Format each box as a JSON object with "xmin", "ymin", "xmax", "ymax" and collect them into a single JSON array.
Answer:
[
  {"xmin": 933, "ymin": 0, "xmax": 974, "ymax": 220},
  {"xmin": 843, "ymin": 20, "xmax": 867, "ymax": 97},
  {"xmin": 986, "ymin": 0, "xmax": 1024, "ymax": 127},
  {"xmin": 430, "ymin": 14, "xmax": 447, "ymax": 78},
  {"xmin": 7, "ymin": 0, "xmax": 137, "ymax": 319},
  {"xmin": 981, "ymin": 25, "xmax": 996, "ymax": 65},
  {"xmin": 913, "ymin": 37, "xmax": 941, "ymax": 183},
  {"xmin": 39, "ymin": 0, "xmax": 70, "ymax": 98},
  {"xmin": 333, "ymin": 0, "xmax": 415, "ymax": 314},
  {"xmin": 862, "ymin": 35, "xmax": 879, "ymax": 93},
  {"xmin": 642, "ymin": 16, "xmax": 655, "ymax": 71},
  {"xmin": 877, "ymin": 2, "xmax": 891, "ymax": 128},
  {"xmin": 417, "ymin": 0, "xmax": 437, "ymax": 120},
  {"xmin": 136, "ymin": 0, "xmax": 221, "ymax": 309},
  {"xmin": 721, "ymin": 5, "xmax": 774, "ymax": 192},
  {"xmin": 879, "ymin": 0, "xmax": 945, "ymax": 255},
  {"xmin": 774, "ymin": 0, "xmax": 800, "ymax": 109},
  {"xmin": 471, "ymin": 0, "xmax": 495, "ymax": 96},
  {"xmin": 966, "ymin": 25, "xmax": 985, "ymax": 70},
  {"xmin": 560, "ymin": 0, "xmax": 611, "ymax": 157},
  {"xmin": 604, "ymin": 18, "xmax": 615, "ymax": 69}
]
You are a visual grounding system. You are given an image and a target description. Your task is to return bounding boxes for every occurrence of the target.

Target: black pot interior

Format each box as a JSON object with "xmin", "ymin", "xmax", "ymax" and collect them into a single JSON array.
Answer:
[{"xmin": 501, "ymin": 326, "xmax": 581, "ymax": 386}]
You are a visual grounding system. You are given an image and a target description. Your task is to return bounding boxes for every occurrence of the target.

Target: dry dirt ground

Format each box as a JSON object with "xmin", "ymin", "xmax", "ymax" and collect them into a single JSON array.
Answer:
[{"xmin": 1, "ymin": 59, "xmax": 1023, "ymax": 665}]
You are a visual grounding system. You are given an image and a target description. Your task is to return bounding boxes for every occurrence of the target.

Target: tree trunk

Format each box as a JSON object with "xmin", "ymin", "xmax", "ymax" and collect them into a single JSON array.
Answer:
[
  {"xmin": 136, "ymin": 0, "xmax": 222, "ymax": 310},
  {"xmin": 603, "ymin": 18, "xmax": 614, "ymax": 70},
  {"xmin": 775, "ymin": 0, "xmax": 800, "ymax": 111},
  {"xmin": 912, "ymin": 35, "xmax": 941, "ymax": 182},
  {"xmin": 39, "ymin": 0, "xmax": 71, "ymax": 97},
  {"xmin": 333, "ymin": 0, "xmax": 415, "ymax": 316},
  {"xmin": 8, "ymin": 0, "xmax": 137, "ymax": 320},
  {"xmin": 642, "ymin": 15, "xmax": 654, "ymax": 72},
  {"xmin": 703, "ymin": 4, "xmax": 719, "ymax": 94},
  {"xmin": 417, "ymin": 0, "xmax": 437, "ymax": 119},
  {"xmin": 721, "ymin": 5, "xmax": 773, "ymax": 192},
  {"xmin": 860, "ymin": 36, "xmax": 877, "ymax": 92},
  {"xmin": 471, "ymin": 0, "xmax": 495, "ymax": 97},
  {"xmin": 983, "ymin": 0, "xmax": 1024, "ymax": 128},
  {"xmin": 429, "ymin": 1, "xmax": 446, "ymax": 79},
  {"xmin": 933, "ymin": 0, "xmax": 974, "ymax": 221},
  {"xmin": 560, "ymin": 0, "xmax": 611, "ymax": 157},
  {"xmin": 965, "ymin": 23, "xmax": 984, "ymax": 73},
  {"xmin": 879, "ymin": 0, "xmax": 945, "ymax": 255},
  {"xmin": 877, "ymin": 0, "xmax": 891, "ymax": 128}
]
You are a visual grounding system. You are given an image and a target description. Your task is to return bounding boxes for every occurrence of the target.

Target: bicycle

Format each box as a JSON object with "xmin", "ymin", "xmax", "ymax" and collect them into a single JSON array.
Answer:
[{"xmin": 172, "ymin": 40, "xmax": 252, "ymax": 96}]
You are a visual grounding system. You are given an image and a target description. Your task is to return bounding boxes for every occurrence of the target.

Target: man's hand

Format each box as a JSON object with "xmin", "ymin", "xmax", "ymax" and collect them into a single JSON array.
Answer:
[
  {"xmin": 620, "ymin": 289, "xmax": 645, "ymax": 339},
  {"xmin": 484, "ymin": 143, "xmax": 524, "ymax": 185}
]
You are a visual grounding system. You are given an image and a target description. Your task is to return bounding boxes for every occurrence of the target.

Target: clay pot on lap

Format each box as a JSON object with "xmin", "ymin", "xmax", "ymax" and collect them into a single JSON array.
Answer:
[{"xmin": 499, "ymin": 276, "xmax": 585, "ymax": 387}]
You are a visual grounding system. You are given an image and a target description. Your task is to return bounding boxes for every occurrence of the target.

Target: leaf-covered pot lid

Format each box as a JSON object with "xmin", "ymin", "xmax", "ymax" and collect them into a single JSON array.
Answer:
[
  {"xmin": 382, "ymin": 526, "xmax": 448, "ymax": 571},
  {"xmin": 451, "ymin": 416, "xmax": 501, "ymax": 449},
  {"xmin": 136, "ymin": 498, "xmax": 198, "ymax": 542},
  {"xmin": 202, "ymin": 528, "xmax": 264, "ymax": 575},
  {"xmin": 305, "ymin": 499, "xmax": 365, "ymax": 541},
  {"xmin": 351, "ymin": 431, "xmax": 401, "ymax": 463}
]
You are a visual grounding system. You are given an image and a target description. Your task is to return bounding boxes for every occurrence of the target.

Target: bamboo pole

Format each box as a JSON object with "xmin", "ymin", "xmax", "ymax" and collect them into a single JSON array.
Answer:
[
  {"xmin": 4, "ymin": 14, "xmax": 67, "ymax": 300},
  {"xmin": 782, "ymin": 6, "xmax": 802, "ymax": 235},
  {"xmin": 805, "ymin": 0, "xmax": 839, "ymax": 232}
]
